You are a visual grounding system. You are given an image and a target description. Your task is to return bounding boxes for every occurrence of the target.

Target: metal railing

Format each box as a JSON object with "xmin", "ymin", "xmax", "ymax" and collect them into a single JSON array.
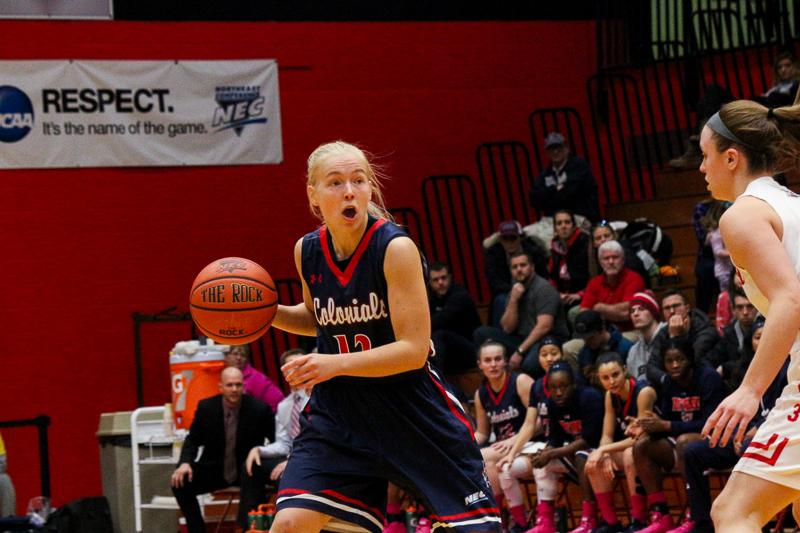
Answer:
[
  {"xmin": 389, "ymin": 206, "xmax": 429, "ymax": 259},
  {"xmin": 475, "ymin": 141, "xmax": 537, "ymax": 230},
  {"xmin": 421, "ymin": 174, "xmax": 489, "ymax": 304},
  {"xmin": 0, "ymin": 416, "xmax": 51, "ymax": 499}
]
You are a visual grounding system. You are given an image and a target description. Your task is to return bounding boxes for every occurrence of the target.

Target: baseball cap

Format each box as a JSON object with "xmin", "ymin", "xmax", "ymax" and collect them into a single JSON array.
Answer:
[
  {"xmin": 629, "ymin": 290, "xmax": 661, "ymax": 320},
  {"xmin": 498, "ymin": 220, "xmax": 523, "ymax": 237},
  {"xmin": 573, "ymin": 310, "xmax": 604, "ymax": 339},
  {"xmin": 544, "ymin": 132, "xmax": 566, "ymax": 148}
]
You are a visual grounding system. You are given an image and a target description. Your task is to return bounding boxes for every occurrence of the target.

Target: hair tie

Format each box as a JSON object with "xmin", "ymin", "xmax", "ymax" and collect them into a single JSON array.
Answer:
[{"xmin": 768, "ymin": 108, "xmax": 775, "ymax": 119}]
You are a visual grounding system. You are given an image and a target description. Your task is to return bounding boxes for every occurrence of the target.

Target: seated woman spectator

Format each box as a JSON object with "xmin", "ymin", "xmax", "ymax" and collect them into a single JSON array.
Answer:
[
  {"xmin": 588, "ymin": 222, "xmax": 649, "ymax": 286},
  {"xmin": 548, "ymin": 210, "xmax": 591, "ymax": 311},
  {"xmin": 224, "ymin": 344, "xmax": 284, "ymax": 414},
  {"xmin": 674, "ymin": 317, "xmax": 787, "ymax": 533},
  {"xmin": 473, "ymin": 340, "xmax": 534, "ymax": 533},
  {"xmin": 499, "ymin": 336, "xmax": 569, "ymax": 470},
  {"xmin": 631, "ymin": 338, "xmax": 727, "ymax": 533},
  {"xmin": 755, "ymin": 50, "xmax": 800, "ymax": 108},
  {"xmin": 505, "ymin": 362, "xmax": 603, "ymax": 533},
  {"xmin": 584, "ymin": 353, "xmax": 657, "ymax": 533}
]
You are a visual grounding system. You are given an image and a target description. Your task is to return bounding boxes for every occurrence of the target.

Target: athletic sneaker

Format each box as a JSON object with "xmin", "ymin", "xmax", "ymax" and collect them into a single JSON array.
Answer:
[
  {"xmin": 666, "ymin": 519, "xmax": 695, "ymax": 533},
  {"xmin": 637, "ymin": 511, "xmax": 673, "ymax": 533},
  {"xmin": 569, "ymin": 514, "xmax": 597, "ymax": 533},
  {"xmin": 621, "ymin": 519, "xmax": 648, "ymax": 533}
]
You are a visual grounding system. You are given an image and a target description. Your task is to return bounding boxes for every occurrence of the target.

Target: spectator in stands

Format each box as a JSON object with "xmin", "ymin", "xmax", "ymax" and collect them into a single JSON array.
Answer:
[
  {"xmin": 474, "ymin": 250, "xmax": 569, "ymax": 377},
  {"xmin": 584, "ymin": 352, "xmax": 657, "ymax": 533},
  {"xmin": 484, "ymin": 219, "xmax": 549, "ymax": 325},
  {"xmin": 573, "ymin": 310, "xmax": 634, "ymax": 386},
  {"xmin": 225, "ymin": 344, "xmax": 284, "ymax": 414},
  {"xmin": 511, "ymin": 362, "xmax": 603, "ymax": 533},
  {"xmin": 498, "ymin": 335, "xmax": 569, "ymax": 479},
  {"xmin": 631, "ymin": 338, "xmax": 726, "ymax": 533},
  {"xmin": 548, "ymin": 210, "xmax": 591, "ymax": 313},
  {"xmin": 171, "ymin": 367, "xmax": 274, "ymax": 533},
  {"xmin": 243, "ymin": 350, "xmax": 310, "ymax": 511},
  {"xmin": 705, "ymin": 289, "xmax": 759, "ymax": 380},
  {"xmin": 700, "ymin": 200, "xmax": 733, "ymax": 291},
  {"xmin": 473, "ymin": 341, "xmax": 534, "ymax": 533},
  {"xmin": 0, "ymin": 432, "xmax": 15, "ymax": 518},
  {"xmin": 645, "ymin": 289, "xmax": 719, "ymax": 387},
  {"xmin": 755, "ymin": 50, "xmax": 800, "ymax": 108},
  {"xmin": 691, "ymin": 197, "xmax": 720, "ymax": 314},
  {"xmin": 676, "ymin": 318, "xmax": 786, "ymax": 533},
  {"xmin": 530, "ymin": 131, "xmax": 601, "ymax": 224},
  {"xmin": 626, "ymin": 291, "xmax": 666, "ymax": 381},
  {"xmin": 427, "ymin": 261, "xmax": 481, "ymax": 373},
  {"xmin": 714, "ymin": 266, "xmax": 740, "ymax": 335},
  {"xmin": 588, "ymin": 222, "xmax": 649, "ymax": 286},
  {"xmin": 580, "ymin": 240, "xmax": 646, "ymax": 333}
]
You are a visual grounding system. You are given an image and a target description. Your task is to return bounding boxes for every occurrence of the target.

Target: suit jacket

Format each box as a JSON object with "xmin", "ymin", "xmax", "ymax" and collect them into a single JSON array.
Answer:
[{"xmin": 178, "ymin": 394, "xmax": 274, "ymax": 478}]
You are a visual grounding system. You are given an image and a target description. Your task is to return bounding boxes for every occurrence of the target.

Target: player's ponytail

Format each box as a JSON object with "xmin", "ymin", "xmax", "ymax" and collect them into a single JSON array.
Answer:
[{"xmin": 306, "ymin": 141, "xmax": 395, "ymax": 223}]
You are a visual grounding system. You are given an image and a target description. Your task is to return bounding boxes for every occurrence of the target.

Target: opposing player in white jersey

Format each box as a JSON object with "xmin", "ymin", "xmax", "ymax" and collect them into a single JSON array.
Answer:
[{"xmin": 699, "ymin": 98, "xmax": 800, "ymax": 531}]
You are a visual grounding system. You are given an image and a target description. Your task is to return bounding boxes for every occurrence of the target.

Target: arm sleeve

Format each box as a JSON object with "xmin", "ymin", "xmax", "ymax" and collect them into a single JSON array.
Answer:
[
  {"xmin": 178, "ymin": 402, "xmax": 205, "ymax": 465},
  {"xmin": 431, "ymin": 289, "xmax": 470, "ymax": 331},
  {"xmin": 485, "ymin": 246, "xmax": 512, "ymax": 296},
  {"xmin": 530, "ymin": 173, "xmax": 555, "ymax": 210},
  {"xmin": 580, "ymin": 277, "xmax": 600, "ymax": 310}
]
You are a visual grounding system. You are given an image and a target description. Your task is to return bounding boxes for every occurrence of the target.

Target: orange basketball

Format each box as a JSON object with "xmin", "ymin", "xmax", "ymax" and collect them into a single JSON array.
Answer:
[{"xmin": 189, "ymin": 257, "xmax": 278, "ymax": 345}]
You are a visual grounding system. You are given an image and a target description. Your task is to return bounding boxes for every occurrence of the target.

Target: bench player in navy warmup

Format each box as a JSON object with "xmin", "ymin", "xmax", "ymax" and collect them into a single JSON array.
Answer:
[{"xmin": 268, "ymin": 141, "xmax": 501, "ymax": 533}]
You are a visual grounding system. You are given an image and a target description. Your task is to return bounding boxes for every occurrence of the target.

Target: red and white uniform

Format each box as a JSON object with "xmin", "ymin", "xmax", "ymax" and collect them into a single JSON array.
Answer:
[{"xmin": 733, "ymin": 176, "xmax": 800, "ymax": 488}]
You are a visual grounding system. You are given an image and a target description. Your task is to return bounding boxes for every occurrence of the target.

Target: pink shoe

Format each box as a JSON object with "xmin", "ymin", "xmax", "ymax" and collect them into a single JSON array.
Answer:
[
  {"xmin": 383, "ymin": 521, "xmax": 406, "ymax": 533},
  {"xmin": 568, "ymin": 501, "xmax": 597, "ymax": 533},
  {"xmin": 525, "ymin": 501, "xmax": 556, "ymax": 533},
  {"xmin": 666, "ymin": 519, "xmax": 695, "ymax": 533},
  {"xmin": 638, "ymin": 511, "xmax": 673, "ymax": 533},
  {"xmin": 415, "ymin": 517, "xmax": 431, "ymax": 533}
]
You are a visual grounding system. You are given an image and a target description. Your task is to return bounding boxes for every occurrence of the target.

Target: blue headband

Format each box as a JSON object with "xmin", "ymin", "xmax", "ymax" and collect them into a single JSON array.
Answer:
[{"xmin": 706, "ymin": 111, "xmax": 759, "ymax": 151}]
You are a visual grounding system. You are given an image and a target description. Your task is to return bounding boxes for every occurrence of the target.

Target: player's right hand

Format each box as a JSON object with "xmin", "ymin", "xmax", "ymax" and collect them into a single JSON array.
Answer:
[{"xmin": 702, "ymin": 385, "xmax": 760, "ymax": 448}]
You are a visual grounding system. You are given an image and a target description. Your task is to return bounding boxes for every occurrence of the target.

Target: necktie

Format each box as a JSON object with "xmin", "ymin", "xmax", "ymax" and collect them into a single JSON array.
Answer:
[
  {"xmin": 290, "ymin": 394, "xmax": 302, "ymax": 439},
  {"xmin": 223, "ymin": 409, "xmax": 237, "ymax": 484}
]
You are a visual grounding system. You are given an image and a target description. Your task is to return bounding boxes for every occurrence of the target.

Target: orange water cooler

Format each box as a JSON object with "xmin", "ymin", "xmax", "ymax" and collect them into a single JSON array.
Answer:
[{"xmin": 170, "ymin": 341, "xmax": 226, "ymax": 430}]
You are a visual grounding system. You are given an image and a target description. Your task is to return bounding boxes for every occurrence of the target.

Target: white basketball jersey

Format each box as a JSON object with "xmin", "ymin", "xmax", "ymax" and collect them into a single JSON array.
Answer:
[{"xmin": 735, "ymin": 176, "xmax": 800, "ymax": 380}]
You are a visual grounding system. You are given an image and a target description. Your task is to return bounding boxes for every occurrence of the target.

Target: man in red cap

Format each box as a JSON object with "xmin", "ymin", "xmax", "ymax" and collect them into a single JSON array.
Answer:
[{"xmin": 626, "ymin": 290, "xmax": 666, "ymax": 380}]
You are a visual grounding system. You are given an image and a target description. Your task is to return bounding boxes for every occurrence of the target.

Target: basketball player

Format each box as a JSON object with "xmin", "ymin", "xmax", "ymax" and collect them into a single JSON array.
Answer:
[
  {"xmin": 267, "ymin": 141, "xmax": 501, "ymax": 533},
  {"xmin": 699, "ymin": 99, "xmax": 800, "ymax": 531},
  {"xmin": 473, "ymin": 340, "xmax": 533, "ymax": 532}
]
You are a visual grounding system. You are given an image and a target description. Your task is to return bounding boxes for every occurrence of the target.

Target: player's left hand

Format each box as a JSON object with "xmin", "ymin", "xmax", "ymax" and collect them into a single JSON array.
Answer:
[
  {"xmin": 702, "ymin": 385, "xmax": 760, "ymax": 448},
  {"xmin": 282, "ymin": 353, "xmax": 340, "ymax": 387},
  {"xmin": 490, "ymin": 439, "xmax": 513, "ymax": 455}
]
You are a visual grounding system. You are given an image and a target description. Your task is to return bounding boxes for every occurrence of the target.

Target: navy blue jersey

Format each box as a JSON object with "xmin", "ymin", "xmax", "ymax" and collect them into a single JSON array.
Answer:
[
  {"xmin": 610, "ymin": 378, "xmax": 651, "ymax": 440},
  {"xmin": 658, "ymin": 364, "xmax": 727, "ymax": 437},
  {"xmin": 546, "ymin": 386, "xmax": 603, "ymax": 448},
  {"xmin": 302, "ymin": 218, "xmax": 408, "ymax": 372},
  {"xmin": 478, "ymin": 372, "xmax": 527, "ymax": 441}
]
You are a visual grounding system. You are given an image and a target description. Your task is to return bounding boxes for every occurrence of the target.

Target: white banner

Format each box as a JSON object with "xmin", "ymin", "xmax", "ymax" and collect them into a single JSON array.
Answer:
[
  {"xmin": 0, "ymin": 0, "xmax": 112, "ymax": 19},
  {"xmin": 0, "ymin": 60, "xmax": 283, "ymax": 168}
]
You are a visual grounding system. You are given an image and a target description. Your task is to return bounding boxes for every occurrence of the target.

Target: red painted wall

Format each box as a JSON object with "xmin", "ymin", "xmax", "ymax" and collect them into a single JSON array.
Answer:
[{"xmin": 0, "ymin": 20, "xmax": 596, "ymax": 509}]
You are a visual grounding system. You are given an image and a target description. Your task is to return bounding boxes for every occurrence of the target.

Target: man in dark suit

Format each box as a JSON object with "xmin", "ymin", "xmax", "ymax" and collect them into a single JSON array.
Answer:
[{"xmin": 171, "ymin": 366, "xmax": 274, "ymax": 532}]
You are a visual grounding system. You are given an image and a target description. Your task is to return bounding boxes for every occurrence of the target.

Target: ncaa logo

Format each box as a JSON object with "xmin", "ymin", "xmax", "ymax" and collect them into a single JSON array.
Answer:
[{"xmin": 0, "ymin": 85, "xmax": 34, "ymax": 143}]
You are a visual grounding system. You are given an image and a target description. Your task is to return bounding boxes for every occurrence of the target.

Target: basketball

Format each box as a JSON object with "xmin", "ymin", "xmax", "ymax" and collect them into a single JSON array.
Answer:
[{"xmin": 189, "ymin": 257, "xmax": 278, "ymax": 345}]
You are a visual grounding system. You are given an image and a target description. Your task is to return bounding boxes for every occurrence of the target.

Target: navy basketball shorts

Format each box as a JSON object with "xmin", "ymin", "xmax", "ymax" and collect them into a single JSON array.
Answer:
[{"xmin": 277, "ymin": 365, "xmax": 502, "ymax": 532}]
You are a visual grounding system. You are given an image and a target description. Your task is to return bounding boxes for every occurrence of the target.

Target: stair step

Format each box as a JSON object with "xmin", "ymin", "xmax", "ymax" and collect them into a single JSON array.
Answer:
[
  {"xmin": 653, "ymin": 168, "xmax": 709, "ymax": 199},
  {"xmin": 664, "ymin": 225, "xmax": 697, "ymax": 257},
  {"xmin": 606, "ymin": 195, "xmax": 704, "ymax": 227}
]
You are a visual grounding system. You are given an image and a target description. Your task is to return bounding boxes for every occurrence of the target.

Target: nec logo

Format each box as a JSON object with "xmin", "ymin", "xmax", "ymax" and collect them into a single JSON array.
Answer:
[{"xmin": 0, "ymin": 85, "xmax": 34, "ymax": 143}]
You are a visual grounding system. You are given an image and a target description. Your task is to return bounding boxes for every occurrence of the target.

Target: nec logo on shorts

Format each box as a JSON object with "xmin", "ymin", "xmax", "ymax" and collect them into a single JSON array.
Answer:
[
  {"xmin": 0, "ymin": 85, "xmax": 34, "ymax": 143},
  {"xmin": 212, "ymin": 85, "xmax": 267, "ymax": 136},
  {"xmin": 464, "ymin": 490, "xmax": 487, "ymax": 506}
]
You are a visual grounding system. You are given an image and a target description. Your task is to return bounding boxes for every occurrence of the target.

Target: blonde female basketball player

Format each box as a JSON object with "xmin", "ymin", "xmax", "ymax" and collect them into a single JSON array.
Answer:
[
  {"xmin": 699, "ymin": 99, "xmax": 800, "ymax": 531},
  {"xmin": 267, "ymin": 141, "xmax": 501, "ymax": 533}
]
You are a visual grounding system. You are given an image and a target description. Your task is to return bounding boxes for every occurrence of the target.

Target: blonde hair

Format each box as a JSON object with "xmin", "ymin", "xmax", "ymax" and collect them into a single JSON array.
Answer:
[{"xmin": 306, "ymin": 141, "xmax": 393, "ymax": 222}]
